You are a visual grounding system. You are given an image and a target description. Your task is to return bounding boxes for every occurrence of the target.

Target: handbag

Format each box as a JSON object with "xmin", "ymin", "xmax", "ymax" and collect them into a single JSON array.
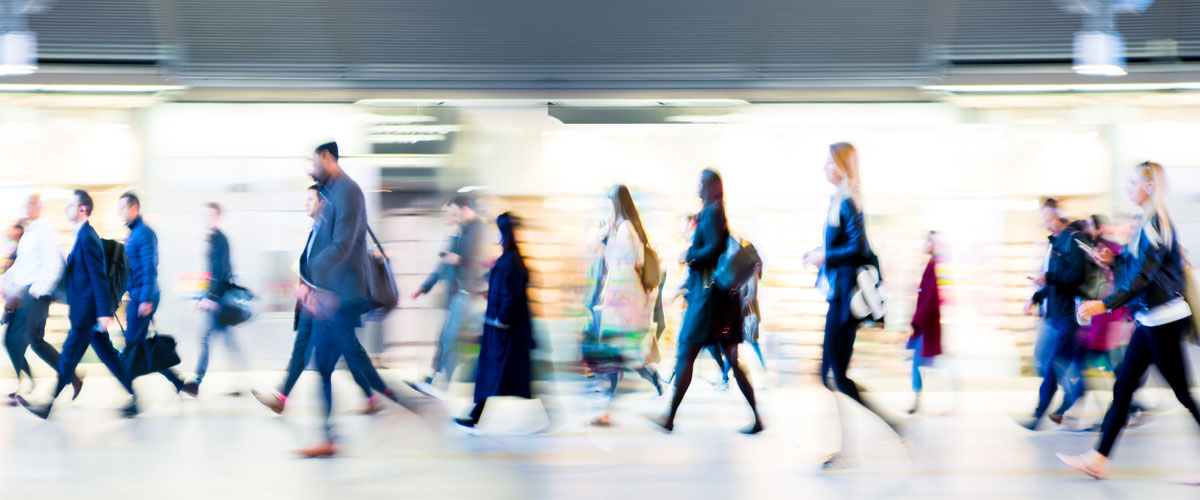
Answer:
[
  {"xmin": 120, "ymin": 321, "xmax": 182, "ymax": 377},
  {"xmin": 850, "ymin": 251, "xmax": 887, "ymax": 324},
  {"xmin": 712, "ymin": 236, "xmax": 761, "ymax": 292},
  {"xmin": 217, "ymin": 284, "xmax": 255, "ymax": 327},
  {"xmin": 364, "ymin": 225, "xmax": 399, "ymax": 313}
]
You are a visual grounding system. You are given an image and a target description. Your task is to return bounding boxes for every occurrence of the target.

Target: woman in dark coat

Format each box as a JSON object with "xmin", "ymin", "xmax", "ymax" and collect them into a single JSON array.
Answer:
[
  {"xmin": 802, "ymin": 142, "xmax": 902, "ymax": 470},
  {"xmin": 907, "ymin": 231, "xmax": 943, "ymax": 414},
  {"xmin": 650, "ymin": 169, "xmax": 762, "ymax": 434},
  {"xmin": 455, "ymin": 212, "xmax": 535, "ymax": 429}
]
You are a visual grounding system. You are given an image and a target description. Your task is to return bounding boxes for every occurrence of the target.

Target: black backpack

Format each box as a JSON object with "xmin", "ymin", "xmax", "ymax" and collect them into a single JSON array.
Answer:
[{"xmin": 100, "ymin": 239, "xmax": 129, "ymax": 316}]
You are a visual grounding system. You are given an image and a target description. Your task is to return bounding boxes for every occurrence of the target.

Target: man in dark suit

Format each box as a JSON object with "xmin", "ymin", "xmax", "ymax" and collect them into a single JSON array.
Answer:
[
  {"xmin": 18, "ymin": 189, "xmax": 138, "ymax": 419},
  {"xmin": 295, "ymin": 142, "xmax": 405, "ymax": 457},
  {"xmin": 117, "ymin": 192, "xmax": 197, "ymax": 396}
]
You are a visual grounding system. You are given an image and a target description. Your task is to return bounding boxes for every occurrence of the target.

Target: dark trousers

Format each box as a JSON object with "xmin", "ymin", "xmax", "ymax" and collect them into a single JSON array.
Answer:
[
  {"xmin": 280, "ymin": 312, "xmax": 371, "ymax": 399},
  {"xmin": 124, "ymin": 300, "xmax": 185, "ymax": 391},
  {"xmin": 4, "ymin": 295, "xmax": 60, "ymax": 380},
  {"xmin": 1097, "ymin": 319, "xmax": 1200, "ymax": 456},
  {"xmin": 55, "ymin": 314, "xmax": 134, "ymax": 398},
  {"xmin": 312, "ymin": 300, "xmax": 388, "ymax": 442},
  {"xmin": 1034, "ymin": 318, "xmax": 1083, "ymax": 419},
  {"xmin": 821, "ymin": 294, "xmax": 890, "ymax": 427}
]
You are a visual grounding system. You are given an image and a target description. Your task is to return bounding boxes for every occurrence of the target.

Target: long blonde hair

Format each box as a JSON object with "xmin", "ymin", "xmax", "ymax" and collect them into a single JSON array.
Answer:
[
  {"xmin": 828, "ymin": 142, "xmax": 863, "ymax": 226},
  {"xmin": 1130, "ymin": 161, "xmax": 1174, "ymax": 257}
]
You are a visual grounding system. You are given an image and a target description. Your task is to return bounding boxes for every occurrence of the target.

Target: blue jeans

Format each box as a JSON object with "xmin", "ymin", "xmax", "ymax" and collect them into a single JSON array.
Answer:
[
  {"xmin": 911, "ymin": 336, "xmax": 931, "ymax": 393},
  {"xmin": 1034, "ymin": 318, "xmax": 1083, "ymax": 419},
  {"xmin": 195, "ymin": 312, "xmax": 246, "ymax": 384},
  {"xmin": 431, "ymin": 292, "xmax": 473, "ymax": 388},
  {"xmin": 279, "ymin": 310, "xmax": 372, "ymax": 398}
]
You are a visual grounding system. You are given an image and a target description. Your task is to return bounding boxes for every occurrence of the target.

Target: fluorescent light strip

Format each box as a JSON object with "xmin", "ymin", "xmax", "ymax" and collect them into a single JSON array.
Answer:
[
  {"xmin": 923, "ymin": 82, "xmax": 1200, "ymax": 93},
  {"xmin": 355, "ymin": 98, "xmax": 748, "ymax": 107},
  {"xmin": 0, "ymin": 84, "xmax": 187, "ymax": 93}
]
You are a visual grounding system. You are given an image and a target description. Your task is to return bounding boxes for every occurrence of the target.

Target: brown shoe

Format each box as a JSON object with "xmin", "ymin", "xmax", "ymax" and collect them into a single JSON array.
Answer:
[
  {"xmin": 296, "ymin": 443, "xmax": 339, "ymax": 458},
  {"xmin": 252, "ymin": 389, "xmax": 285, "ymax": 415},
  {"xmin": 1049, "ymin": 413, "xmax": 1064, "ymax": 425}
]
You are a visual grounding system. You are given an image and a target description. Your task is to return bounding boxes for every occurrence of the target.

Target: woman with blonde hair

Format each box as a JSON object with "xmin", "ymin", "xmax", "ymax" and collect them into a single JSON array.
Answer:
[
  {"xmin": 803, "ymin": 142, "xmax": 902, "ymax": 470},
  {"xmin": 1059, "ymin": 161, "xmax": 1200, "ymax": 480}
]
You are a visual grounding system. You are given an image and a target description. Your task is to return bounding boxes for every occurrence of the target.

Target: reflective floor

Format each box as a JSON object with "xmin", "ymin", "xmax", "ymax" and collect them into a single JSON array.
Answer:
[{"xmin": 0, "ymin": 369, "xmax": 1198, "ymax": 499}]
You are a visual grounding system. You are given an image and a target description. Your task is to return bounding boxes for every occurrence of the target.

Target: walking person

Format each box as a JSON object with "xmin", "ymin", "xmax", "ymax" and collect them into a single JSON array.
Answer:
[
  {"xmin": 649, "ymin": 169, "xmax": 762, "ymax": 435},
  {"xmin": 1019, "ymin": 199, "xmax": 1088, "ymax": 430},
  {"xmin": 1, "ymin": 195, "xmax": 81, "ymax": 400},
  {"xmin": 17, "ymin": 190, "xmax": 138, "ymax": 418},
  {"xmin": 252, "ymin": 185, "xmax": 382, "ymax": 415},
  {"xmin": 801, "ymin": 142, "xmax": 901, "ymax": 469},
  {"xmin": 585, "ymin": 185, "xmax": 662, "ymax": 427},
  {"xmin": 907, "ymin": 231, "xmax": 942, "ymax": 415},
  {"xmin": 409, "ymin": 195, "xmax": 487, "ymax": 398},
  {"xmin": 193, "ymin": 202, "xmax": 249, "ymax": 394},
  {"xmin": 117, "ymin": 192, "xmax": 198, "ymax": 397},
  {"xmin": 454, "ymin": 212, "xmax": 547, "ymax": 431},
  {"xmin": 294, "ymin": 142, "xmax": 408, "ymax": 457},
  {"xmin": 1058, "ymin": 161, "xmax": 1200, "ymax": 480}
]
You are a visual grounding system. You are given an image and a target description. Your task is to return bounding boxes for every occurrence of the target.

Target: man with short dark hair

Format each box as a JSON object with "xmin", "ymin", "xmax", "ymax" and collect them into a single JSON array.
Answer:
[
  {"xmin": 18, "ymin": 189, "xmax": 138, "ymax": 418},
  {"xmin": 408, "ymin": 194, "xmax": 486, "ymax": 397},
  {"xmin": 117, "ymin": 192, "xmax": 198, "ymax": 397},
  {"xmin": 293, "ymin": 142, "xmax": 407, "ymax": 457},
  {"xmin": 194, "ymin": 201, "xmax": 249, "ymax": 392}
]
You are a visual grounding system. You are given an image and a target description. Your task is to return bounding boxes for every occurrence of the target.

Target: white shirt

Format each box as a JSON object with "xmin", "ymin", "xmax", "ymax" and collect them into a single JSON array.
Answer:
[{"xmin": 1, "ymin": 218, "xmax": 64, "ymax": 298}]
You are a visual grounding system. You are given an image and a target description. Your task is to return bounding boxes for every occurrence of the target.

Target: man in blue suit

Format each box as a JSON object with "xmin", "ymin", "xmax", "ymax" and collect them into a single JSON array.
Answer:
[
  {"xmin": 117, "ymin": 192, "xmax": 198, "ymax": 396},
  {"xmin": 294, "ymin": 142, "xmax": 406, "ymax": 457},
  {"xmin": 18, "ymin": 189, "xmax": 139, "ymax": 418}
]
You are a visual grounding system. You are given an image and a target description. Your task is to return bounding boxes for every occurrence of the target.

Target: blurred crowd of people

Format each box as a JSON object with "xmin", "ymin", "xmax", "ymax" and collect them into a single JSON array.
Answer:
[{"xmin": 0, "ymin": 140, "xmax": 1197, "ymax": 484}]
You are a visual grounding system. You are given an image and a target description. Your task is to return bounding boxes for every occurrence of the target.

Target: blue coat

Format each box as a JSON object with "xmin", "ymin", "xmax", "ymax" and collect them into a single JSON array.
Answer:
[
  {"xmin": 307, "ymin": 173, "xmax": 370, "ymax": 302},
  {"xmin": 1103, "ymin": 215, "xmax": 1187, "ymax": 313},
  {"xmin": 1030, "ymin": 229, "xmax": 1087, "ymax": 322},
  {"xmin": 474, "ymin": 250, "xmax": 533, "ymax": 403},
  {"xmin": 65, "ymin": 221, "xmax": 114, "ymax": 325},
  {"xmin": 125, "ymin": 216, "xmax": 160, "ymax": 305}
]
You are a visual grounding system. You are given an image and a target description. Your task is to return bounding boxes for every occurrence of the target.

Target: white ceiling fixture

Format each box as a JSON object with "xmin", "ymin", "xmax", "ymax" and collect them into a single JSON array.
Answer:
[
  {"xmin": 1063, "ymin": 0, "xmax": 1155, "ymax": 77},
  {"xmin": 0, "ymin": 0, "xmax": 51, "ymax": 76}
]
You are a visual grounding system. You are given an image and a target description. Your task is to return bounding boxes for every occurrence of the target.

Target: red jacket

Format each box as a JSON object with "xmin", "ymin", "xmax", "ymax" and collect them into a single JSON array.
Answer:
[{"xmin": 909, "ymin": 257, "xmax": 942, "ymax": 358}]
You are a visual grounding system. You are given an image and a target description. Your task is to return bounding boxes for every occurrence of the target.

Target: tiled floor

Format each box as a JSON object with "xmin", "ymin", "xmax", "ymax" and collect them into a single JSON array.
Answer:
[{"xmin": 0, "ymin": 369, "xmax": 1197, "ymax": 499}]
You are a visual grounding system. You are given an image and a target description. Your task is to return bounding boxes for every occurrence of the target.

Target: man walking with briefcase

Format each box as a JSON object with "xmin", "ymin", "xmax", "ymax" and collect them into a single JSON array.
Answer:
[{"xmin": 117, "ymin": 192, "xmax": 197, "ymax": 397}]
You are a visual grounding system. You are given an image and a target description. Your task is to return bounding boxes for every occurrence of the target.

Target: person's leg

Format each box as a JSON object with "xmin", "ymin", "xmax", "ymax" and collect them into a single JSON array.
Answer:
[
  {"xmin": 1033, "ymin": 325, "xmax": 1065, "ymax": 420},
  {"xmin": 829, "ymin": 319, "xmax": 896, "ymax": 432},
  {"xmin": 1096, "ymin": 326, "xmax": 1154, "ymax": 457},
  {"xmin": 4, "ymin": 305, "xmax": 32, "ymax": 382},
  {"xmin": 706, "ymin": 345, "xmax": 729, "ymax": 384},
  {"xmin": 720, "ymin": 342, "xmax": 762, "ymax": 433},
  {"xmin": 912, "ymin": 337, "xmax": 924, "ymax": 395},
  {"xmin": 1147, "ymin": 320, "xmax": 1200, "ymax": 427},
  {"xmin": 342, "ymin": 331, "xmax": 389, "ymax": 394},
  {"xmin": 89, "ymin": 329, "xmax": 136, "ymax": 395},
  {"xmin": 1051, "ymin": 322, "xmax": 1083, "ymax": 418},
  {"xmin": 659, "ymin": 343, "xmax": 704, "ymax": 427},
  {"xmin": 431, "ymin": 294, "xmax": 468, "ymax": 389},
  {"xmin": 24, "ymin": 296, "xmax": 63, "ymax": 372},
  {"xmin": 311, "ymin": 312, "xmax": 345, "ymax": 445},
  {"xmin": 279, "ymin": 315, "xmax": 314, "ymax": 397},
  {"xmin": 51, "ymin": 322, "xmax": 94, "ymax": 398},
  {"xmin": 194, "ymin": 315, "xmax": 219, "ymax": 384},
  {"xmin": 749, "ymin": 340, "xmax": 767, "ymax": 371}
]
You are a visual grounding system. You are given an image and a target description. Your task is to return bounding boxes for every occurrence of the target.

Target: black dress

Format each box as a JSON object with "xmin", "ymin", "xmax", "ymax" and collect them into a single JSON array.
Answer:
[{"xmin": 677, "ymin": 203, "xmax": 743, "ymax": 346}]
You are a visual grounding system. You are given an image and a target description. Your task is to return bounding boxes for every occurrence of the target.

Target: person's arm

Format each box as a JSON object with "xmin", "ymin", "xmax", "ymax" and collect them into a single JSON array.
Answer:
[
  {"xmin": 1103, "ymin": 229, "xmax": 1170, "ymax": 311},
  {"xmin": 309, "ymin": 186, "xmax": 366, "ymax": 291},
  {"xmin": 685, "ymin": 207, "xmax": 725, "ymax": 269},
  {"xmin": 206, "ymin": 234, "xmax": 232, "ymax": 300},
  {"xmin": 488, "ymin": 262, "xmax": 526, "ymax": 330},
  {"xmin": 82, "ymin": 231, "xmax": 113, "ymax": 318},
  {"xmin": 824, "ymin": 199, "xmax": 868, "ymax": 267}
]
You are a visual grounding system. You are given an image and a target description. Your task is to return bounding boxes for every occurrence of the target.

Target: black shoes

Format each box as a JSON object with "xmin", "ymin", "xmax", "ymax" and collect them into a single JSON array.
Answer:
[
  {"xmin": 15, "ymin": 396, "xmax": 50, "ymax": 420},
  {"xmin": 180, "ymin": 381, "xmax": 200, "ymax": 398}
]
